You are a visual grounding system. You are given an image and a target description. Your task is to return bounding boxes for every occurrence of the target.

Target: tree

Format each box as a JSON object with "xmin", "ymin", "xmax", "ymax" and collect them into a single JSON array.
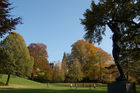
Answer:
[
  {"xmin": 43, "ymin": 64, "xmax": 53, "ymax": 82},
  {"xmin": 96, "ymin": 48, "xmax": 113, "ymax": 81},
  {"xmin": 105, "ymin": 62, "xmax": 119, "ymax": 82},
  {"xmin": 68, "ymin": 58, "xmax": 83, "ymax": 82},
  {"xmin": 61, "ymin": 52, "xmax": 68, "ymax": 80},
  {"xmin": 52, "ymin": 62, "xmax": 65, "ymax": 82},
  {"xmin": 81, "ymin": 0, "xmax": 140, "ymax": 81},
  {"xmin": 28, "ymin": 43, "xmax": 52, "ymax": 82},
  {"xmin": 0, "ymin": 32, "xmax": 34, "ymax": 85},
  {"xmin": 0, "ymin": 0, "xmax": 21, "ymax": 37},
  {"xmin": 71, "ymin": 40, "xmax": 97, "ymax": 80},
  {"xmin": 61, "ymin": 53, "xmax": 73, "ymax": 82}
]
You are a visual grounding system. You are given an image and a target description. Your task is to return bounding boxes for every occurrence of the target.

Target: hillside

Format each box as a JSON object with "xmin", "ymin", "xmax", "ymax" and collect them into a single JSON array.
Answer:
[{"xmin": 0, "ymin": 75, "xmax": 47, "ymax": 88}]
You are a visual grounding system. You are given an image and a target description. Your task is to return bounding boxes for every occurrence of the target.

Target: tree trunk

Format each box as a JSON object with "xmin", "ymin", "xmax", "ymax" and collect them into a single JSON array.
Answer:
[
  {"xmin": 5, "ymin": 74, "xmax": 11, "ymax": 85},
  {"xmin": 108, "ymin": 23, "xmax": 126, "ymax": 81}
]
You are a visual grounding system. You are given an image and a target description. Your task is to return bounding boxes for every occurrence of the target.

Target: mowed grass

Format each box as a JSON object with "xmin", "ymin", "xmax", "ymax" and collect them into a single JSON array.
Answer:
[
  {"xmin": 0, "ymin": 75, "xmax": 107, "ymax": 93},
  {"xmin": 0, "ymin": 75, "xmax": 47, "ymax": 88},
  {"xmin": 0, "ymin": 75, "xmax": 140, "ymax": 93}
]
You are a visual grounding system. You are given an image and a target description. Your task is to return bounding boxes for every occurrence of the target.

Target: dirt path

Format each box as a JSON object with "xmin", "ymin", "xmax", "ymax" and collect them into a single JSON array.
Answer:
[{"xmin": 0, "ymin": 84, "xmax": 32, "ymax": 88}]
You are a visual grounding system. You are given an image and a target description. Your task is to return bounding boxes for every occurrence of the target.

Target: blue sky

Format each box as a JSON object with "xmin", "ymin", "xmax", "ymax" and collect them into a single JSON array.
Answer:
[{"xmin": 10, "ymin": 0, "xmax": 113, "ymax": 62}]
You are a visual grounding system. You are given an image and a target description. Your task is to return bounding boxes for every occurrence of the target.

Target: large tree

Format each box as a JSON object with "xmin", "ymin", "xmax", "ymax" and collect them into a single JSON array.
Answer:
[
  {"xmin": 71, "ymin": 40, "xmax": 97, "ymax": 79},
  {"xmin": 28, "ymin": 43, "xmax": 52, "ymax": 82},
  {"xmin": 96, "ymin": 47, "xmax": 113, "ymax": 81},
  {"xmin": 81, "ymin": 0, "xmax": 140, "ymax": 81},
  {"xmin": 68, "ymin": 58, "xmax": 83, "ymax": 82},
  {"xmin": 0, "ymin": 32, "xmax": 34, "ymax": 85},
  {"xmin": 0, "ymin": 0, "xmax": 21, "ymax": 37}
]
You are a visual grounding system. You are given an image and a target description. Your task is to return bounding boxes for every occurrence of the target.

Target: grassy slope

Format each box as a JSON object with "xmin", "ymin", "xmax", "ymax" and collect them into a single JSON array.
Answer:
[
  {"xmin": 0, "ymin": 75, "xmax": 46, "ymax": 88},
  {"xmin": 0, "ymin": 75, "xmax": 107, "ymax": 93},
  {"xmin": 0, "ymin": 75, "xmax": 140, "ymax": 93}
]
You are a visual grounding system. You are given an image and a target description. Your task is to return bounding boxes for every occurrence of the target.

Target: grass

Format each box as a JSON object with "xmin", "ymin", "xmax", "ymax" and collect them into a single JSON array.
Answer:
[
  {"xmin": 0, "ymin": 88, "xmax": 107, "ymax": 93},
  {"xmin": 0, "ymin": 75, "xmax": 50, "ymax": 88},
  {"xmin": 0, "ymin": 75, "xmax": 140, "ymax": 93}
]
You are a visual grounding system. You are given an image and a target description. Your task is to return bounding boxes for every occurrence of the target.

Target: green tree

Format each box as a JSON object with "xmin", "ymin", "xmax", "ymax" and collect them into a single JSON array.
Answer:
[
  {"xmin": 61, "ymin": 53, "xmax": 73, "ymax": 82},
  {"xmin": 61, "ymin": 52, "xmax": 68, "ymax": 79},
  {"xmin": 0, "ymin": 0, "xmax": 21, "ymax": 37},
  {"xmin": 81, "ymin": 0, "xmax": 140, "ymax": 81},
  {"xmin": 0, "ymin": 32, "xmax": 34, "ymax": 85},
  {"xmin": 68, "ymin": 58, "xmax": 83, "ymax": 82},
  {"xmin": 53, "ymin": 62, "xmax": 65, "ymax": 82}
]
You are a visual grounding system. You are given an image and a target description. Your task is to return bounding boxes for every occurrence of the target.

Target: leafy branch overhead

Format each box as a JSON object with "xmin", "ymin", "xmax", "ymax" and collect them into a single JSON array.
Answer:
[
  {"xmin": 81, "ymin": 0, "xmax": 140, "ymax": 80},
  {"xmin": 0, "ymin": 0, "xmax": 22, "ymax": 37},
  {"xmin": 81, "ymin": 0, "xmax": 139, "ymax": 44}
]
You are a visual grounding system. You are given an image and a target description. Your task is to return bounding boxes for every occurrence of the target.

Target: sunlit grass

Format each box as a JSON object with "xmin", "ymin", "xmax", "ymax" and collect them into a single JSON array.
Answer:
[
  {"xmin": 0, "ymin": 75, "xmax": 140, "ymax": 93},
  {"xmin": 0, "ymin": 75, "xmax": 46, "ymax": 88}
]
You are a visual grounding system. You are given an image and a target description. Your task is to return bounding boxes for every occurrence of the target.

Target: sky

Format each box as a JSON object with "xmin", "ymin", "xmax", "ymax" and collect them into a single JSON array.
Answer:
[{"xmin": 10, "ymin": 0, "xmax": 113, "ymax": 62}]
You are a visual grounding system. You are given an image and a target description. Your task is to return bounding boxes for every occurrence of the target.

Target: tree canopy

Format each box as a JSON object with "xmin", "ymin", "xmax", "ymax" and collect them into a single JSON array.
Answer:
[
  {"xmin": 81, "ymin": 0, "xmax": 140, "ymax": 81},
  {"xmin": 71, "ymin": 40, "xmax": 97, "ymax": 79},
  {"xmin": 28, "ymin": 43, "xmax": 52, "ymax": 82},
  {"xmin": 0, "ymin": 0, "xmax": 21, "ymax": 37},
  {"xmin": 68, "ymin": 58, "xmax": 83, "ymax": 82},
  {"xmin": 66, "ymin": 40, "xmax": 114, "ymax": 82},
  {"xmin": 96, "ymin": 47, "xmax": 113, "ymax": 81},
  {"xmin": 0, "ymin": 32, "xmax": 34, "ymax": 85}
]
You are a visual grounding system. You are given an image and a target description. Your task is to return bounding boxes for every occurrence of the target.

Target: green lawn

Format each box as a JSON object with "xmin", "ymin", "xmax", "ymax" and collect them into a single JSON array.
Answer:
[
  {"xmin": 0, "ymin": 75, "xmax": 140, "ymax": 93},
  {"xmin": 0, "ymin": 75, "xmax": 46, "ymax": 88}
]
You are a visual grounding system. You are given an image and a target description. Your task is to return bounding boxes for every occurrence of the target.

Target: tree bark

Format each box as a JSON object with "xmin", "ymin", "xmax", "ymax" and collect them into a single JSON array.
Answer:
[
  {"xmin": 5, "ymin": 74, "xmax": 11, "ymax": 85},
  {"xmin": 108, "ymin": 23, "xmax": 126, "ymax": 81}
]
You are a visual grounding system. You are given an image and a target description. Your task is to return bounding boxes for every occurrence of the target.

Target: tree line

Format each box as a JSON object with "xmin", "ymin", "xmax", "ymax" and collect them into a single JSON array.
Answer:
[
  {"xmin": 0, "ymin": 0, "xmax": 139, "ymax": 85},
  {"xmin": 0, "ymin": 32, "xmax": 118, "ymax": 85},
  {"xmin": 27, "ymin": 40, "xmax": 119, "ymax": 83}
]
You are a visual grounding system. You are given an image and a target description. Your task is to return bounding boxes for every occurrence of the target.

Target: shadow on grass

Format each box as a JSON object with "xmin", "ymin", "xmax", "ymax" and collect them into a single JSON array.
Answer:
[{"xmin": 0, "ymin": 88, "xmax": 107, "ymax": 93}]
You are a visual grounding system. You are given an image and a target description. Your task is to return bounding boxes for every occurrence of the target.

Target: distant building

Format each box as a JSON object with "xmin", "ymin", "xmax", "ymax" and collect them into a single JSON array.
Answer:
[
  {"xmin": 49, "ymin": 63, "xmax": 54, "ymax": 68},
  {"xmin": 49, "ymin": 61, "xmax": 61, "ymax": 69}
]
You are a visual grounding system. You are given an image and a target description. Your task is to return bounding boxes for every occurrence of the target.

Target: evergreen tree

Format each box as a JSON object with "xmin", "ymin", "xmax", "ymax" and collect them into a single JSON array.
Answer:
[{"xmin": 61, "ymin": 52, "xmax": 68, "ymax": 78}]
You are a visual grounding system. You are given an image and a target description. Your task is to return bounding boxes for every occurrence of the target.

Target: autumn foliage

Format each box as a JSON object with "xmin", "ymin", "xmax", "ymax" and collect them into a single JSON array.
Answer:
[
  {"xmin": 28, "ymin": 43, "xmax": 52, "ymax": 82},
  {"xmin": 71, "ymin": 40, "xmax": 97, "ymax": 79},
  {"xmin": 62, "ymin": 40, "xmax": 118, "ymax": 83},
  {"xmin": 26, "ymin": 40, "xmax": 118, "ymax": 83}
]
